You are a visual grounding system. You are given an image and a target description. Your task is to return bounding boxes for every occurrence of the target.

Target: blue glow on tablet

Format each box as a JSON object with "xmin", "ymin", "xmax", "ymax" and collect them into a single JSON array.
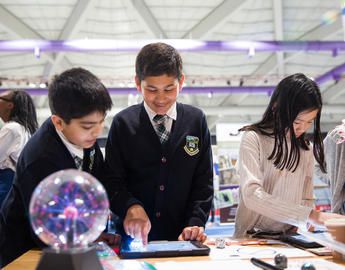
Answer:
[{"xmin": 129, "ymin": 239, "xmax": 145, "ymax": 251}]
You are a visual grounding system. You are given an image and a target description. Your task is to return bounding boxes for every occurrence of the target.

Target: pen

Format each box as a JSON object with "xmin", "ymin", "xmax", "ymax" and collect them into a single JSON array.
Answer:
[{"xmin": 250, "ymin": 257, "xmax": 281, "ymax": 270}]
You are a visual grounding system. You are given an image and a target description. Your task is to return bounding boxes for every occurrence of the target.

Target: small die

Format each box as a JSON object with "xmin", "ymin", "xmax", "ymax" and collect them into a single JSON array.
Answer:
[{"xmin": 215, "ymin": 237, "xmax": 226, "ymax": 249}]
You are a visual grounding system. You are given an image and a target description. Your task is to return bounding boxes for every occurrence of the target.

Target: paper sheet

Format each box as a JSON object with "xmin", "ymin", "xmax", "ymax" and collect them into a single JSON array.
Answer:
[
  {"xmin": 154, "ymin": 258, "xmax": 345, "ymax": 270},
  {"xmin": 155, "ymin": 260, "xmax": 258, "ymax": 270},
  {"xmin": 209, "ymin": 244, "xmax": 315, "ymax": 260}
]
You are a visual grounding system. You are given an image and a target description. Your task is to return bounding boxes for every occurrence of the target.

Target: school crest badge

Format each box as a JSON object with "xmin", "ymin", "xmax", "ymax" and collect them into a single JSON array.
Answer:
[{"xmin": 184, "ymin": 135, "xmax": 199, "ymax": 156}]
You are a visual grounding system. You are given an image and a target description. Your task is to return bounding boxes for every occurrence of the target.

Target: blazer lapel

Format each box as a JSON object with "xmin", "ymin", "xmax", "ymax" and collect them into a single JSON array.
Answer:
[
  {"xmin": 139, "ymin": 103, "xmax": 162, "ymax": 147},
  {"xmin": 168, "ymin": 102, "xmax": 184, "ymax": 157},
  {"xmin": 47, "ymin": 119, "xmax": 77, "ymax": 169}
]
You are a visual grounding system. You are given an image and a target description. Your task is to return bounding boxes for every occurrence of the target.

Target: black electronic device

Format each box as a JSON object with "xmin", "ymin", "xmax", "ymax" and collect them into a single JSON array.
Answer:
[
  {"xmin": 120, "ymin": 240, "xmax": 210, "ymax": 259},
  {"xmin": 280, "ymin": 233, "xmax": 323, "ymax": 248}
]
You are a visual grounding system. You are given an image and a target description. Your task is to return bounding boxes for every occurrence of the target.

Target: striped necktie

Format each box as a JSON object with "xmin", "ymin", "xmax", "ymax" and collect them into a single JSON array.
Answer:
[
  {"xmin": 153, "ymin": 114, "xmax": 170, "ymax": 144},
  {"xmin": 73, "ymin": 155, "xmax": 83, "ymax": 170}
]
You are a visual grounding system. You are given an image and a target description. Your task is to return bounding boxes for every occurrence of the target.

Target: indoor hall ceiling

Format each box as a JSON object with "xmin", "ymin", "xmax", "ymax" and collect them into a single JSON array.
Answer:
[{"xmin": 0, "ymin": 0, "xmax": 344, "ymax": 134}]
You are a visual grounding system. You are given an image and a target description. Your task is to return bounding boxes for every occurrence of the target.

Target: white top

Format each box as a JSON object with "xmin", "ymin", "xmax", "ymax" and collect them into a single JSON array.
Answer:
[
  {"xmin": 320, "ymin": 120, "xmax": 345, "ymax": 214},
  {"xmin": 234, "ymin": 131, "xmax": 315, "ymax": 237},
  {"xmin": 0, "ymin": 121, "xmax": 31, "ymax": 171},
  {"xmin": 56, "ymin": 130, "xmax": 84, "ymax": 160},
  {"xmin": 144, "ymin": 101, "xmax": 177, "ymax": 133}
]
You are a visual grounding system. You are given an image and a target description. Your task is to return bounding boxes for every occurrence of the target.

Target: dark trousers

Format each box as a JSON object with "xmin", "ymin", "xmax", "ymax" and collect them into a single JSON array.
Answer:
[{"xmin": 0, "ymin": 168, "xmax": 14, "ymax": 208}]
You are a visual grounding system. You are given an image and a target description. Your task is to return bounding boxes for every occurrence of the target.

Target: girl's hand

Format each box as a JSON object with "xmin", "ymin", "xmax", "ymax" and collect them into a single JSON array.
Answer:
[{"xmin": 309, "ymin": 209, "xmax": 345, "ymax": 225}]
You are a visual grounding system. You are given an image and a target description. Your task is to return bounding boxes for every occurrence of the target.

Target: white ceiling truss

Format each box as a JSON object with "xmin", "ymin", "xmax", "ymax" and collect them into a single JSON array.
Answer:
[{"xmin": 0, "ymin": 0, "xmax": 344, "ymax": 135}]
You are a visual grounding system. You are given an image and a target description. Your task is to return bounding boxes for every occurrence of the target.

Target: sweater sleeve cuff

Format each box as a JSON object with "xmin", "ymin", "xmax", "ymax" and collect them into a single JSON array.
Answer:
[
  {"xmin": 298, "ymin": 206, "xmax": 314, "ymax": 230},
  {"xmin": 111, "ymin": 192, "xmax": 144, "ymax": 219}
]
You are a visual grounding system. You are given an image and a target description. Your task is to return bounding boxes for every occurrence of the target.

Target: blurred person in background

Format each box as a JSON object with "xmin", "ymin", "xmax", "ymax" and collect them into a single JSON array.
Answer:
[
  {"xmin": 316, "ymin": 119, "xmax": 345, "ymax": 215},
  {"xmin": 0, "ymin": 90, "xmax": 38, "ymax": 207}
]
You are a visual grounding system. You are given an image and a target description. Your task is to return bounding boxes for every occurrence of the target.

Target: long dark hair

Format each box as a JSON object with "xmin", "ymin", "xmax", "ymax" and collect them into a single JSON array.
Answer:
[
  {"xmin": 9, "ymin": 90, "xmax": 38, "ymax": 135},
  {"xmin": 240, "ymin": 73, "xmax": 325, "ymax": 172}
]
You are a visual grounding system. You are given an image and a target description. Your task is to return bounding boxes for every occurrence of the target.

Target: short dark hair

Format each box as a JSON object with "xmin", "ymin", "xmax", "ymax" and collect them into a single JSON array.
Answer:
[
  {"xmin": 9, "ymin": 90, "xmax": 38, "ymax": 135},
  {"xmin": 135, "ymin": 42, "xmax": 183, "ymax": 82},
  {"xmin": 48, "ymin": 68, "xmax": 112, "ymax": 123},
  {"xmin": 240, "ymin": 73, "xmax": 325, "ymax": 172}
]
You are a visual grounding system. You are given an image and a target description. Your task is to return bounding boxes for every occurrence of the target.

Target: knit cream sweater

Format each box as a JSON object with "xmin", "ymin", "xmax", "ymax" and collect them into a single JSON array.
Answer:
[{"xmin": 234, "ymin": 131, "xmax": 314, "ymax": 237}]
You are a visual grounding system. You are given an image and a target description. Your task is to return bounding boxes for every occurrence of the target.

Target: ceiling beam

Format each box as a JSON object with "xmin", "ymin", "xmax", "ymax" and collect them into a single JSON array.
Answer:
[
  {"xmin": 299, "ymin": 16, "xmax": 343, "ymax": 40},
  {"xmin": 230, "ymin": 16, "xmax": 344, "ymax": 106},
  {"xmin": 46, "ymin": 0, "xmax": 96, "ymax": 77},
  {"xmin": 264, "ymin": 18, "xmax": 343, "ymax": 80},
  {"xmin": 273, "ymin": 0, "xmax": 284, "ymax": 77},
  {"xmin": 256, "ymin": 17, "xmax": 343, "ymax": 81},
  {"xmin": 222, "ymin": 0, "xmax": 284, "ymax": 106},
  {"xmin": 180, "ymin": 0, "xmax": 246, "ymax": 92},
  {"xmin": 322, "ymin": 80, "xmax": 345, "ymax": 104},
  {"xmin": 42, "ymin": 62, "xmax": 53, "ymax": 82},
  {"xmin": 315, "ymin": 62, "xmax": 345, "ymax": 85},
  {"xmin": 0, "ymin": 5, "xmax": 41, "ymax": 39},
  {"xmin": 0, "ymin": 4, "xmax": 54, "ymax": 64},
  {"xmin": 0, "ymin": 4, "xmax": 72, "ymax": 75},
  {"xmin": 123, "ymin": 0, "xmax": 166, "ymax": 38},
  {"xmin": 182, "ymin": 0, "xmax": 244, "ymax": 39}
]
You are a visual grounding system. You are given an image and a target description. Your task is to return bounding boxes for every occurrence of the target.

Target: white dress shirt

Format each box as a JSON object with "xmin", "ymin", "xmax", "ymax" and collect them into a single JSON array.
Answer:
[
  {"xmin": 56, "ymin": 129, "xmax": 84, "ymax": 167},
  {"xmin": 0, "ymin": 121, "xmax": 30, "ymax": 171},
  {"xmin": 144, "ymin": 101, "xmax": 177, "ymax": 133}
]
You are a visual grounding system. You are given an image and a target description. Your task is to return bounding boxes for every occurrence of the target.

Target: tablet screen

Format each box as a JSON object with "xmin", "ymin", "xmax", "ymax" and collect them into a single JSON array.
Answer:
[
  {"xmin": 120, "ymin": 240, "xmax": 210, "ymax": 258},
  {"xmin": 124, "ymin": 240, "xmax": 199, "ymax": 252}
]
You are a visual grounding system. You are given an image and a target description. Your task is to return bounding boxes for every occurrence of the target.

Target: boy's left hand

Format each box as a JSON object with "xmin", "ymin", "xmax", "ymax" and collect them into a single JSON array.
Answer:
[
  {"xmin": 178, "ymin": 226, "xmax": 207, "ymax": 243},
  {"xmin": 95, "ymin": 232, "xmax": 122, "ymax": 248}
]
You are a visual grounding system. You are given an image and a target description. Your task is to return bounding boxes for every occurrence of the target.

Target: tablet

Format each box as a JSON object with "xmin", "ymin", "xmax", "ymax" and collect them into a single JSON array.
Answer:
[{"xmin": 120, "ymin": 240, "xmax": 210, "ymax": 259}]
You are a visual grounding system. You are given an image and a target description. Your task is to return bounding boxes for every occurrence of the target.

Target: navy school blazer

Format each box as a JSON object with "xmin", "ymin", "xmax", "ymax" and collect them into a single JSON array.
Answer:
[
  {"xmin": 103, "ymin": 102, "xmax": 214, "ymax": 241},
  {"xmin": 0, "ymin": 118, "xmax": 104, "ymax": 267}
]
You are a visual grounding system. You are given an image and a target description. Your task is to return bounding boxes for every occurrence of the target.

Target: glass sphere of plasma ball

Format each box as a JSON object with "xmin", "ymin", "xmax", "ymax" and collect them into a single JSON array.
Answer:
[{"xmin": 29, "ymin": 169, "xmax": 109, "ymax": 249}]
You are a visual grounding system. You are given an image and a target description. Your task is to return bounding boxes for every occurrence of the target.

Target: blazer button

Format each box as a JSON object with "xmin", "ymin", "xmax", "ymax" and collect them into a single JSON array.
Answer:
[
  {"xmin": 159, "ymin": 185, "xmax": 165, "ymax": 191},
  {"xmin": 161, "ymin": 156, "xmax": 167, "ymax": 163},
  {"xmin": 156, "ymin": 212, "xmax": 161, "ymax": 218}
]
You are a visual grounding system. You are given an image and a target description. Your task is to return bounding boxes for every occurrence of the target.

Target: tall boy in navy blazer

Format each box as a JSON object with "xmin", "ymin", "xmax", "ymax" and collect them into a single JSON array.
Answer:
[
  {"xmin": 0, "ymin": 68, "xmax": 115, "ymax": 267},
  {"xmin": 103, "ymin": 43, "xmax": 213, "ymax": 245}
]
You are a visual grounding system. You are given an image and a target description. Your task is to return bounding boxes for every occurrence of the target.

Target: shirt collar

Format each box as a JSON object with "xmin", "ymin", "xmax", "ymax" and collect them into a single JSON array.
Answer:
[
  {"xmin": 143, "ymin": 101, "xmax": 177, "ymax": 121},
  {"xmin": 56, "ymin": 129, "xmax": 84, "ymax": 159}
]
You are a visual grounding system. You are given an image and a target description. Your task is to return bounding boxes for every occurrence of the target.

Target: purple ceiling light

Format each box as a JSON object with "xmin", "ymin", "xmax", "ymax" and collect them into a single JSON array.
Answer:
[
  {"xmin": 1, "ymin": 39, "xmax": 345, "ymax": 89},
  {"xmin": 1, "ymin": 39, "xmax": 345, "ymax": 53},
  {"xmin": 315, "ymin": 62, "xmax": 345, "ymax": 84},
  {"xmin": 181, "ymin": 86, "xmax": 275, "ymax": 94}
]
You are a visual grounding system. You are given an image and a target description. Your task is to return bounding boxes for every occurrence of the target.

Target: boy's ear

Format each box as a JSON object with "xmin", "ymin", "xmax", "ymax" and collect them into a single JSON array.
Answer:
[
  {"xmin": 178, "ymin": 75, "xmax": 185, "ymax": 91},
  {"xmin": 135, "ymin": 76, "xmax": 142, "ymax": 93},
  {"xmin": 51, "ymin": 115, "xmax": 67, "ymax": 131}
]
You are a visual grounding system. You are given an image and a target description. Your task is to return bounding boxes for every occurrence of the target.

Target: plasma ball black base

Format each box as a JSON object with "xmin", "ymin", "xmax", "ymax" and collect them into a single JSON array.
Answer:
[{"xmin": 36, "ymin": 246, "xmax": 103, "ymax": 270}]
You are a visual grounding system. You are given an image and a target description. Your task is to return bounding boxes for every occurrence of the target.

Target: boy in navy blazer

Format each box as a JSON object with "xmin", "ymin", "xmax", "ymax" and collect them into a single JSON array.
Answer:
[
  {"xmin": 0, "ymin": 68, "xmax": 116, "ymax": 267},
  {"xmin": 103, "ymin": 43, "xmax": 213, "ymax": 245}
]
